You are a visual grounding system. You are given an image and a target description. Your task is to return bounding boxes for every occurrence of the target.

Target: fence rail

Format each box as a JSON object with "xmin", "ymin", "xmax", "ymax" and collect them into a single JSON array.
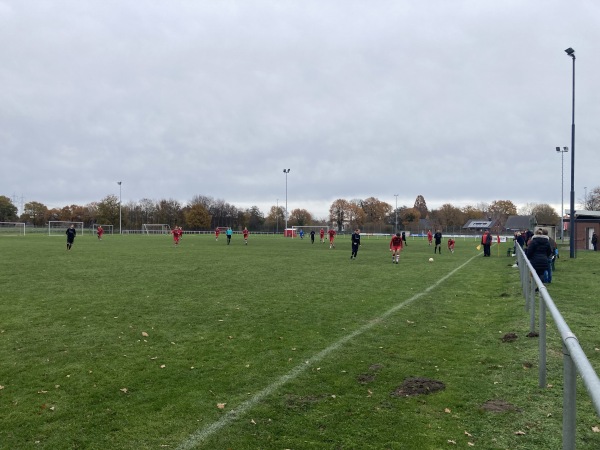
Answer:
[{"xmin": 515, "ymin": 244, "xmax": 600, "ymax": 449}]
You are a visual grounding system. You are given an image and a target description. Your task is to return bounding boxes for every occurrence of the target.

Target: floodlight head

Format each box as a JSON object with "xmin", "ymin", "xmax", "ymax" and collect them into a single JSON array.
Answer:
[
  {"xmin": 556, "ymin": 147, "xmax": 560, "ymax": 152},
  {"xmin": 564, "ymin": 147, "xmax": 569, "ymax": 152},
  {"xmin": 565, "ymin": 47, "xmax": 575, "ymax": 56}
]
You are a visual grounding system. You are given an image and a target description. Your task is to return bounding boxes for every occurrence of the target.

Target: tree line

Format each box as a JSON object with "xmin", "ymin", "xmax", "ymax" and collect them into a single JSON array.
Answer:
[{"xmin": 0, "ymin": 189, "xmax": 585, "ymax": 233}]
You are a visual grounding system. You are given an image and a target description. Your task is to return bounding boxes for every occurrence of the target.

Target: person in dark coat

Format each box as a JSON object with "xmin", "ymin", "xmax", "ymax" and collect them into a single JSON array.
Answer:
[{"xmin": 526, "ymin": 229, "xmax": 553, "ymax": 282}]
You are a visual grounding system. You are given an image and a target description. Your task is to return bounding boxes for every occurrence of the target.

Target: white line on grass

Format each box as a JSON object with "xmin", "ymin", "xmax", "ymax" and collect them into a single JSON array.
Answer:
[{"xmin": 176, "ymin": 254, "xmax": 479, "ymax": 449}]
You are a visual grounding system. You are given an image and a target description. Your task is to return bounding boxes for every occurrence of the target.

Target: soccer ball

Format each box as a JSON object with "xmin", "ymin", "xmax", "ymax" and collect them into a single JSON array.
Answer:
[{"xmin": 428, "ymin": 258, "xmax": 434, "ymax": 262}]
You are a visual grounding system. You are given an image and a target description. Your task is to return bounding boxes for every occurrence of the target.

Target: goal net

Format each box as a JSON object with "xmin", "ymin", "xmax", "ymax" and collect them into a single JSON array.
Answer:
[
  {"xmin": 0, "ymin": 222, "xmax": 26, "ymax": 236},
  {"xmin": 291, "ymin": 225, "xmax": 329, "ymax": 239},
  {"xmin": 92, "ymin": 224, "xmax": 114, "ymax": 235},
  {"xmin": 142, "ymin": 224, "xmax": 171, "ymax": 235},
  {"xmin": 49, "ymin": 221, "xmax": 84, "ymax": 236}
]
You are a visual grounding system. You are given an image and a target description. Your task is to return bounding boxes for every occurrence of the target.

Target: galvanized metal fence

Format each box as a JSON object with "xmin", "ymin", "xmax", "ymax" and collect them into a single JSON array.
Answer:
[{"xmin": 515, "ymin": 244, "xmax": 600, "ymax": 449}]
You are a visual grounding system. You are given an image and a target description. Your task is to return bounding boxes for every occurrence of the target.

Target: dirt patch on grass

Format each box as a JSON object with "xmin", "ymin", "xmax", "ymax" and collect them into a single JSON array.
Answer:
[
  {"xmin": 391, "ymin": 377, "xmax": 445, "ymax": 397},
  {"xmin": 357, "ymin": 363, "xmax": 384, "ymax": 384},
  {"xmin": 285, "ymin": 394, "xmax": 327, "ymax": 410},
  {"xmin": 480, "ymin": 399, "xmax": 521, "ymax": 413},
  {"xmin": 500, "ymin": 332, "xmax": 518, "ymax": 342},
  {"xmin": 527, "ymin": 331, "xmax": 539, "ymax": 338}
]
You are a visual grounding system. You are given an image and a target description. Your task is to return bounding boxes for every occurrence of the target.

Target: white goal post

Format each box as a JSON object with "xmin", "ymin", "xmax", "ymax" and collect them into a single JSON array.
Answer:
[
  {"xmin": 92, "ymin": 224, "xmax": 114, "ymax": 235},
  {"xmin": 142, "ymin": 224, "xmax": 171, "ymax": 235},
  {"xmin": 0, "ymin": 222, "xmax": 26, "ymax": 236},
  {"xmin": 48, "ymin": 221, "xmax": 84, "ymax": 236},
  {"xmin": 290, "ymin": 225, "xmax": 329, "ymax": 239}
]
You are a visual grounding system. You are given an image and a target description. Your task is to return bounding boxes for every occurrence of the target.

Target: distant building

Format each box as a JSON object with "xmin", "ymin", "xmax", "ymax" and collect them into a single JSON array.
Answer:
[
  {"xmin": 504, "ymin": 215, "xmax": 536, "ymax": 232},
  {"xmin": 572, "ymin": 211, "xmax": 600, "ymax": 250},
  {"xmin": 462, "ymin": 218, "xmax": 497, "ymax": 233}
]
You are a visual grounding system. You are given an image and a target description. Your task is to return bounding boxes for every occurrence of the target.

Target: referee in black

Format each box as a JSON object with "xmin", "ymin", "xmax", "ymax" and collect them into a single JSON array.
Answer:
[{"xmin": 350, "ymin": 228, "xmax": 361, "ymax": 260}]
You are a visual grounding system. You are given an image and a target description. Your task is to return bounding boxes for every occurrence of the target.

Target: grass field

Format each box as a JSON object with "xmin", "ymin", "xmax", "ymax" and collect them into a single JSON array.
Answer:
[{"xmin": 1, "ymin": 233, "xmax": 599, "ymax": 449}]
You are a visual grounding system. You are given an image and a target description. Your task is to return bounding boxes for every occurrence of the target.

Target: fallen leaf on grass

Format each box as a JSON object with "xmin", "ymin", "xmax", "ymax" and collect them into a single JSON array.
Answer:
[
  {"xmin": 160, "ymin": 365, "xmax": 166, "ymax": 369},
  {"xmin": 142, "ymin": 332, "xmax": 149, "ymax": 337},
  {"xmin": 217, "ymin": 403, "xmax": 226, "ymax": 409},
  {"xmin": 444, "ymin": 408, "xmax": 451, "ymax": 413},
  {"xmin": 120, "ymin": 388, "xmax": 128, "ymax": 393},
  {"xmin": 515, "ymin": 430, "xmax": 526, "ymax": 435},
  {"xmin": 468, "ymin": 442, "xmax": 475, "ymax": 447},
  {"xmin": 447, "ymin": 439, "xmax": 456, "ymax": 444},
  {"xmin": 38, "ymin": 390, "xmax": 48, "ymax": 394},
  {"xmin": 592, "ymin": 426, "xmax": 600, "ymax": 433},
  {"xmin": 0, "ymin": 385, "xmax": 4, "ymax": 390},
  {"xmin": 250, "ymin": 419, "xmax": 256, "ymax": 425},
  {"xmin": 464, "ymin": 431, "xmax": 472, "ymax": 437}
]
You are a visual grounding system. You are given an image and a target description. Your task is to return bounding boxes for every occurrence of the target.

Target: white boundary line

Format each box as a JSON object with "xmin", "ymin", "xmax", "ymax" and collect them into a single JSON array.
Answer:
[{"xmin": 177, "ymin": 254, "xmax": 479, "ymax": 449}]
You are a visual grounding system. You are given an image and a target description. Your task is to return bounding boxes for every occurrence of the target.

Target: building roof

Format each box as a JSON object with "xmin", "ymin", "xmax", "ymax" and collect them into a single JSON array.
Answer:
[
  {"xmin": 463, "ymin": 219, "xmax": 495, "ymax": 229},
  {"xmin": 504, "ymin": 215, "xmax": 536, "ymax": 230},
  {"xmin": 573, "ymin": 210, "xmax": 600, "ymax": 219}
]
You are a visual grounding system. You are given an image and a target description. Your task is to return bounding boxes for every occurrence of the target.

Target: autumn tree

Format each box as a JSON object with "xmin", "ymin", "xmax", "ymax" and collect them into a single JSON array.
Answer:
[
  {"xmin": 347, "ymin": 200, "xmax": 366, "ymax": 230},
  {"xmin": 461, "ymin": 205, "xmax": 484, "ymax": 221},
  {"xmin": 400, "ymin": 208, "xmax": 420, "ymax": 230},
  {"xmin": 360, "ymin": 197, "xmax": 392, "ymax": 230},
  {"xmin": 22, "ymin": 201, "xmax": 48, "ymax": 226},
  {"xmin": 289, "ymin": 208, "xmax": 312, "ymax": 227},
  {"xmin": 156, "ymin": 199, "xmax": 184, "ymax": 226},
  {"xmin": 531, "ymin": 204, "xmax": 559, "ymax": 225},
  {"xmin": 584, "ymin": 186, "xmax": 600, "ymax": 211},
  {"xmin": 0, "ymin": 196, "xmax": 18, "ymax": 221},
  {"xmin": 184, "ymin": 203, "xmax": 212, "ymax": 229},
  {"xmin": 413, "ymin": 195, "xmax": 428, "ymax": 219},
  {"xmin": 97, "ymin": 195, "xmax": 120, "ymax": 225},
  {"xmin": 329, "ymin": 199, "xmax": 350, "ymax": 232},
  {"xmin": 245, "ymin": 206, "xmax": 265, "ymax": 230},
  {"xmin": 265, "ymin": 205, "xmax": 285, "ymax": 232},
  {"xmin": 430, "ymin": 203, "xmax": 465, "ymax": 231}
]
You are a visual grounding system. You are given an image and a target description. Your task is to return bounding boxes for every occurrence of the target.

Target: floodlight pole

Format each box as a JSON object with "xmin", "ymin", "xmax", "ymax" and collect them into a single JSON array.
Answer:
[
  {"xmin": 565, "ymin": 47, "xmax": 576, "ymax": 258},
  {"xmin": 394, "ymin": 194, "xmax": 398, "ymax": 234},
  {"xmin": 118, "ymin": 181, "xmax": 122, "ymax": 235},
  {"xmin": 283, "ymin": 169, "xmax": 290, "ymax": 232},
  {"xmin": 556, "ymin": 147, "xmax": 568, "ymax": 241}
]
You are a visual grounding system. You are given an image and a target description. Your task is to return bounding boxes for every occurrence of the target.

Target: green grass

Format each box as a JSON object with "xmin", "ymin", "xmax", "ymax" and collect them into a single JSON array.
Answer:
[{"xmin": 1, "ymin": 233, "xmax": 599, "ymax": 449}]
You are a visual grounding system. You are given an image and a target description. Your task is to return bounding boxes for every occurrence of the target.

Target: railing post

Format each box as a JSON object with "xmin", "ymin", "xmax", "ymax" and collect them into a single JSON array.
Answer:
[
  {"xmin": 539, "ymin": 295, "xmax": 547, "ymax": 388},
  {"xmin": 563, "ymin": 341, "xmax": 576, "ymax": 450}
]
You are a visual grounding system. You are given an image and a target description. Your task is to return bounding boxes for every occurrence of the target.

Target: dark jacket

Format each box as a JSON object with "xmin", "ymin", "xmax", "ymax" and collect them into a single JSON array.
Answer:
[{"xmin": 526, "ymin": 235, "xmax": 552, "ymax": 274}]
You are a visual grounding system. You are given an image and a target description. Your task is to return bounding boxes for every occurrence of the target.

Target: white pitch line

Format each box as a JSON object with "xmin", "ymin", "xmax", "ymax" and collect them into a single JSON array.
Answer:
[{"xmin": 176, "ymin": 254, "xmax": 479, "ymax": 450}]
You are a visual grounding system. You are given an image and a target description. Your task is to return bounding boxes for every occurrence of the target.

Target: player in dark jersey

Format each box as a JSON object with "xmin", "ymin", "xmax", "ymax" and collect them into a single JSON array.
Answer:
[
  {"xmin": 66, "ymin": 224, "xmax": 77, "ymax": 251},
  {"xmin": 434, "ymin": 230, "xmax": 442, "ymax": 254},
  {"xmin": 350, "ymin": 229, "xmax": 361, "ymax": 259}
]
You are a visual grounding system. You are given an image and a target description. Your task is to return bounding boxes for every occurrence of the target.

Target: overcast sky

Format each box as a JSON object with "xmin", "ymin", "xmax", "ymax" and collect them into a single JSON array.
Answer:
[{"xmin": 1, "ymin": 1, "xmax": 598, "ymax": 219}]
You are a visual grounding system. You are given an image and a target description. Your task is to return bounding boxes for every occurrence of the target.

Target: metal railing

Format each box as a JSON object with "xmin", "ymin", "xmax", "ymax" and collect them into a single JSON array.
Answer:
[{"xmin": 515, "ymin": 244, "xmax": 600, "ymax": 449}]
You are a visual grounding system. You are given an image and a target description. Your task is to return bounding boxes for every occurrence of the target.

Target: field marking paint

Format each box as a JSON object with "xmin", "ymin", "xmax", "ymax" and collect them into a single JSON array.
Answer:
[{"xmin": 177, "ymin": 254, "xmax": 479, "ymax": 449}]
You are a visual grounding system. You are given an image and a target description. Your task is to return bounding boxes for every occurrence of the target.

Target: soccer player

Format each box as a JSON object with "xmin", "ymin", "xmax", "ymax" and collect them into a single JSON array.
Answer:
[
  {"xmin": 328, "ymin": 228, "xmax": 336, "ymax": 249},
  {"xmin": 434, "ymin": 230, "xmax": 442, "ymax": 254},
  {"xmin": 389, "ymin": 232, "xmax": 403, "ymax": 264},
  {"xmin": 243, "ymin": 227, "xmax": 249, "ymax": 245},
  {"xmin": 66, "ymin": 224, "xmax": 76, "ymax": 251},
  {"xmin": 97, "ymin": 225, "xmax": 104, "ymax": 240},
  {"xmin": 447, "ymin": 238, "xmax": 455, "ymax": 253},
  {"xmin": 226, "ymin": 227, "xmax": 233, "ymax": 245},
  {"xmin": 172, "ymin": 226, "xmax": 182, "ymax": 246},
  {"xmin": 402, "ymin": 231, "xmax": 407, "ymax": 247},
  {"xmin": 320, "ymin": 228, "xmax": 325, "ymax": 244},
  {"xmin": 215, "ymin": 228, "xmax": 220, "ymax": 241},
  {"xmin": 427, "ymin": 230, "xmax": 433, "ymax": 246},
  {"xmin": 350, "ymin": 228, "xmax": 361, "ymax": 259},
  {"xmin": 310, "ymin": 230, "xmax": 315, "ymax": 243}
]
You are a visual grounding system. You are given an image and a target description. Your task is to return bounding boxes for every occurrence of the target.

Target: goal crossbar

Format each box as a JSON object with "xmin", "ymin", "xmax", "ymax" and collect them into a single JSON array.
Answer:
[
  {"xmin": 48, "ymin": 221, "xmax": 84, "ymax": 236},
  {"xmin": 0, "ymin": 222, "xmax": 26, "ymax": 236},
  {"xmin": 142, "ymin": 224, "xmax": 171, "ymax": 235}
]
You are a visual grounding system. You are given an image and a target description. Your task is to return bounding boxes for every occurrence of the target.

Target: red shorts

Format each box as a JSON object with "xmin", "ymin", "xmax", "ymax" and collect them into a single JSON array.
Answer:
[{"xmin": 391, "ymin": 246, "xmax": 402, "ymax": 252}]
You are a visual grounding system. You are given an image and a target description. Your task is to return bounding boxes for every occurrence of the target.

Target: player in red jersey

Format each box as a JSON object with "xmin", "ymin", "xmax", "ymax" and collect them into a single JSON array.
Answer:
[
  {"xmin": 328, "ymin": 228, "xmax": 336, "ymax": 248},
  {"xmin": 97, "ymin": 225, "xmax": 104, "ymax": 240},
  {"xmin": 389, "ymin": 232, "xmax": 403, "ymax": 264},
  {"xmin": 427, "ymin": 230, "xmax": 433, "ymax": 246},
  {"xmin": 215, "ymin": 228, "xmax": 220, "ymax": 241},
  {"xmin": 172, "ymin": 226, "xmax": 182, "ymax": 246},
  {"xmin": 447, "ymin": 238, "xmax": 455, "ymax": 253},
  {"xmin": 243, "ymin": 227, "xmax": 249, "ymax": 245},
  {"xmin": 320, "ymin": 228, "xmax": 325, "ymax": 243}
]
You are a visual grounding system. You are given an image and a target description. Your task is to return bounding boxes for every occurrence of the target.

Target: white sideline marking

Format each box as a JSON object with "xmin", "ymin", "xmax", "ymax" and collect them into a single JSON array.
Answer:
[{"xmin": 176, "ymin": 255, "xmax": 478, "ymax": 449}]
